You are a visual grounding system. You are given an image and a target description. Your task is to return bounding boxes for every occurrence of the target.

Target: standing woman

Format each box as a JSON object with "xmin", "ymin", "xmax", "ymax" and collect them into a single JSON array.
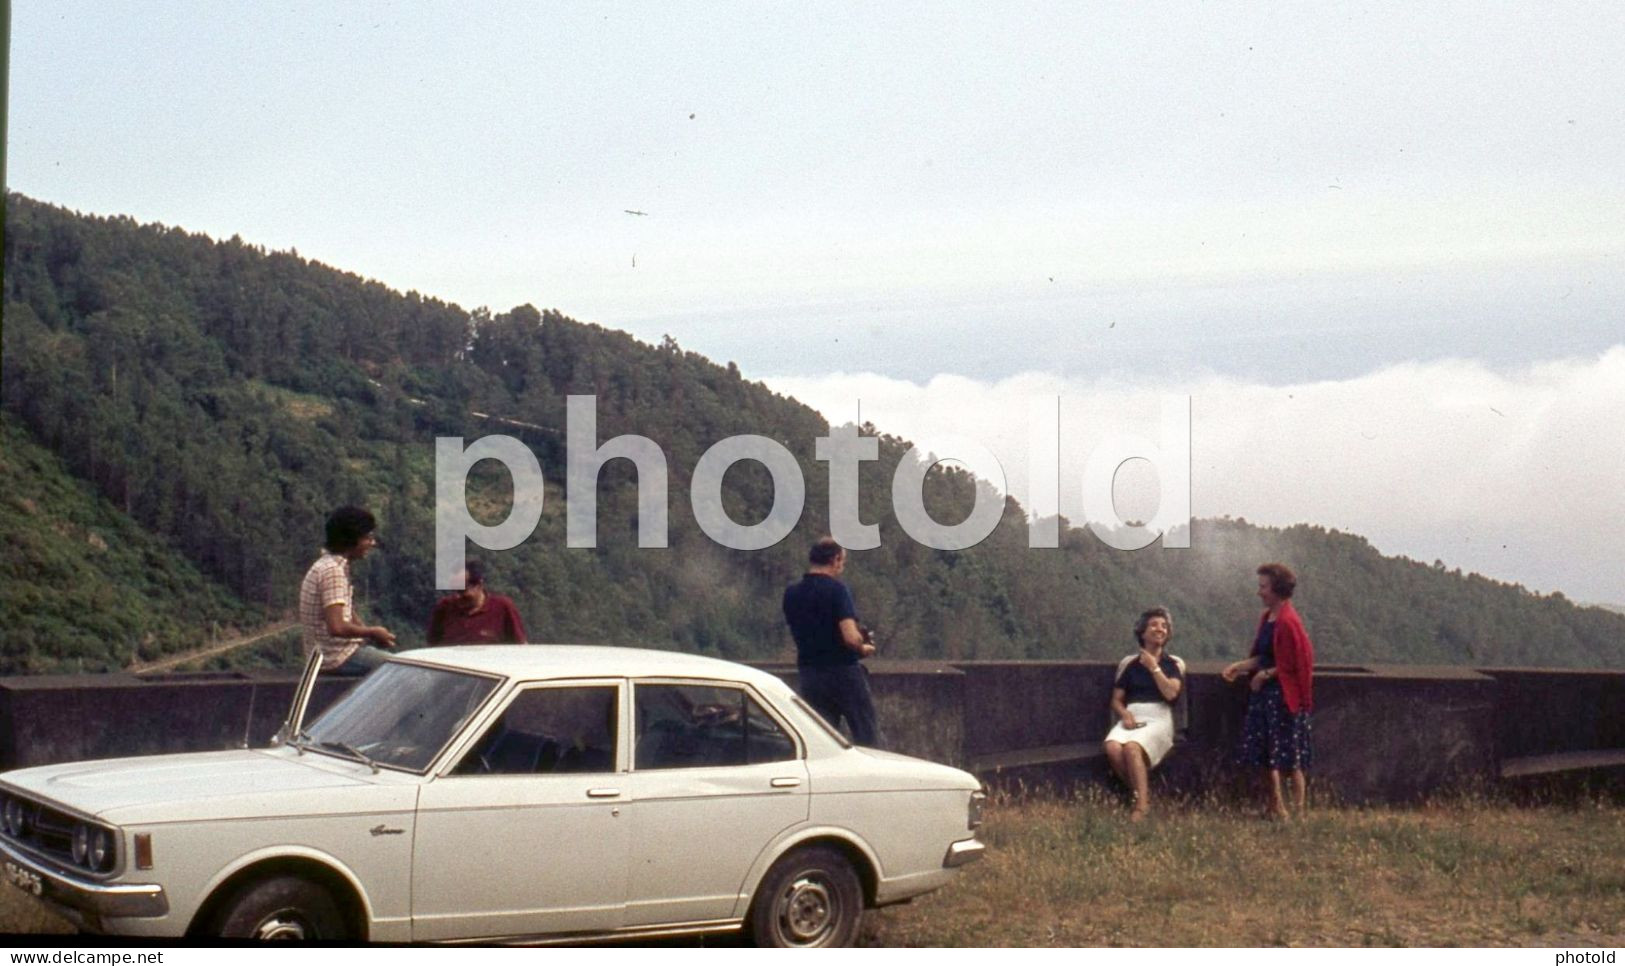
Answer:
[
  {"xmin": 1103, "ymin": 607, "xmax": 1184, "ymax": 821},
  {"xmin": 1222, "ymin": 563, "xmax": 1315, "ymax": 819}
]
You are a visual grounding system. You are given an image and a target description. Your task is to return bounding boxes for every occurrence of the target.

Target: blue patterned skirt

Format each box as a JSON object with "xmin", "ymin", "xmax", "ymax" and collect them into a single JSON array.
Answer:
[{"xmin": 1236, "ymin": 684, "xmax": 1313, "ymax": 771}]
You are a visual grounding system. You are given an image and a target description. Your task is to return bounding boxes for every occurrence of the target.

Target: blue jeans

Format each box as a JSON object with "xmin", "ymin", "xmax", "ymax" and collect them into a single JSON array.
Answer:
[
  {"xmin": 329, "ymin": 645, "xmax": 392, "ymax": 676},
  {"xmin": 797, "ymin": 663, "xmax": 881, "ymax": 747}
]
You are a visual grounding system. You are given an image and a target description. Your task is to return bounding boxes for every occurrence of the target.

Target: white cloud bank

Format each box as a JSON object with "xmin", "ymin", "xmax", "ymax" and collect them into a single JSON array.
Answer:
[{"xmin": 764, "ymin": 346, "xmax": 1625, "ymax": 606}]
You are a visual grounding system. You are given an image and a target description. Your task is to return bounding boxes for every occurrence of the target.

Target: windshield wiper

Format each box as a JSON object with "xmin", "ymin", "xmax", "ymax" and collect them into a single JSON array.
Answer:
[
  {"xmin": 287, "ymin": 729, "xmax": 314, "ymax": 755},
  {"xmin": 319, "ymin": 740, "xmax": 381, "ymax": 774}
]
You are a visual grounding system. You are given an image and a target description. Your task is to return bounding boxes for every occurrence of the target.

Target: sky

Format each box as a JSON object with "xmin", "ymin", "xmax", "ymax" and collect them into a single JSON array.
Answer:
[{"xmin": 8, "ymin": 2, "xmax": 1624, "ymax": 604}]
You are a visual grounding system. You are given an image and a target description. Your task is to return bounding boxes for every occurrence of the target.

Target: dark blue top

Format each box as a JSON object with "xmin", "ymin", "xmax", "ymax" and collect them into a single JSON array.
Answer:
[
  {"xmin": 1254, "ymin": 620, "xmax": 1277, "ymax": 669},
  {"xmin": 1115, "ymin": 653, "xmax": 1183, "ymax": 705},
  {"xmin": 783, "ymin": 574, "xmax": 859, "ymax": 667}
]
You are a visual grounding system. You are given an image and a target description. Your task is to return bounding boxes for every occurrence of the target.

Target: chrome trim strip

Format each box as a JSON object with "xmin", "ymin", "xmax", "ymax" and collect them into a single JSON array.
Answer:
[
  {"xmin": 272, "ymin": 647, "xmax": 323, "ymax": 747},
  {"xmin": 436, "ymin": 918, "xmax": 744, "ymax": 946},
  {"xmin": 943, "ymin": 837, "xmax": 985, "ymax": 868},
  {"xmin": 0, "ymin": 837, "xmax": 168, "ymax": 919}
]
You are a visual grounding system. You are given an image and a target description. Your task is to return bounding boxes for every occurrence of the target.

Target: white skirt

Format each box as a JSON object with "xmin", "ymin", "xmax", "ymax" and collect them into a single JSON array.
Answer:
[{"xmin": 1104, "ymin": 701, "xmax": 1176, "ymax": 768}]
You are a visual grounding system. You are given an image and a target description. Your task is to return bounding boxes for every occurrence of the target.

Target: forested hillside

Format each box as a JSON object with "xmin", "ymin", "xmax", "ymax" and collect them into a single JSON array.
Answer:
[
  {"xmin": 0, "ymin": 417, "xmax": 263, "ymax": 673},
  {"xmin": 3, "ymin": 193, "xmax": 1622, "ymax": 673}
]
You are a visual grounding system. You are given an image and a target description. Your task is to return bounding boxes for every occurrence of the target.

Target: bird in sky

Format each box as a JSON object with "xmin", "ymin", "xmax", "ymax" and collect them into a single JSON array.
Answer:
[{"xmin": 624, "ymin": 209, "xmax": 648, "ymax": 216}]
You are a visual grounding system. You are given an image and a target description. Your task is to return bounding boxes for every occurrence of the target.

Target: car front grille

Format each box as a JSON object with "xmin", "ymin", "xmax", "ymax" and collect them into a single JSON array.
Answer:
[{"xmin": 0, "ymin": 790, "xmax": 108, "ymax": 875}]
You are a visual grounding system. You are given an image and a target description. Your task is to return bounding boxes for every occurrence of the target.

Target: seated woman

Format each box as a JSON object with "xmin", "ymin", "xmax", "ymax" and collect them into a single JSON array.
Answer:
[{"xmin": 1103, "ymin": 607, "xmax": 1185, "ymax": 821}]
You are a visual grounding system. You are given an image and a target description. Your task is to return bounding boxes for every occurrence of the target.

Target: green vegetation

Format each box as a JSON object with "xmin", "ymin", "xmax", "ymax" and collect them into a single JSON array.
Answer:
[
  {"xmin": 4, "ymin": 191, "xmax": 1623, "ymax": 674},
  {"xmin": 0, "ymin": 417, "xmax": 263, "ymax": 673},
  {"xmin": 863, "ymin": 792, "xmax": 1625, "ymax": 946}
]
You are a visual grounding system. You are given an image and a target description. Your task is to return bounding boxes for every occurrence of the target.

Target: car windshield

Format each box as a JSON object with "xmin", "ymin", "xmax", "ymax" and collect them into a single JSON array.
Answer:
[{"xmin": 301, "ymin": 662, "xmax": 499, "ymax": 772}]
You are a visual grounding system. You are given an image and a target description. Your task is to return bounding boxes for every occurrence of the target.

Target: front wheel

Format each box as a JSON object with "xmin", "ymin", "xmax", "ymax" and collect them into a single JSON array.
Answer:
[
  {"xmin": 748, "ymin": 845, "xmax": 863, "ymax": 948},
  {"xmin": 212, "ymin": 874, "xmax": 348, "ymax": 940}
]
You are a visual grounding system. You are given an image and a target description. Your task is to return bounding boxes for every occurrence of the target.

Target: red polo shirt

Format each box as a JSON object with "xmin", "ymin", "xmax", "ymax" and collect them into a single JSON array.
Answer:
[{"xmin": 427, "ymin": 593, "xmax": 528, "ymax": 646}]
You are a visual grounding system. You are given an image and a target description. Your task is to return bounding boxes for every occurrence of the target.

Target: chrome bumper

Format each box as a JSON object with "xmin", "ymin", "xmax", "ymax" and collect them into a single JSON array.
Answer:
[
  {"xmin": 943, "ymin": 837, "xmax": 985, "ymax": 868},
  {"xmin": 1, "ymin": 836, "xmax": 168, "ymax": 920}
]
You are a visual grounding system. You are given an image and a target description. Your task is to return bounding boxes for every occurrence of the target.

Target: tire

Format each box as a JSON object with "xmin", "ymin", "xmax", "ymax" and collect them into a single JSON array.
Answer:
[
  {"xmin": 748, "ymin": 846, "xmax": 863, "ymax": 948},
  {"xmin": 212, "ymin": 874, "xmax": 349, "ymax": 941}
]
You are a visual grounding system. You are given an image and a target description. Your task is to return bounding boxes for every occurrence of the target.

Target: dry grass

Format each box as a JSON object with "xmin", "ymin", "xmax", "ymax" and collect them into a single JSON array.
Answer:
[
  {"xmin": 860, "ymin": 789, "xmax": 1625, "ymax": 947},
  {"xmin": 5, "ymin": 794, "xmax": 1621, "ymax": 945}
]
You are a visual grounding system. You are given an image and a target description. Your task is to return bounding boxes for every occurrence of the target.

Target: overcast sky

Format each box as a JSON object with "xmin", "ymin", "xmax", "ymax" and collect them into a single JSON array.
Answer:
[{"xmin": 9, "ymin": 2, "xmax": 1624, "ymax": 604}]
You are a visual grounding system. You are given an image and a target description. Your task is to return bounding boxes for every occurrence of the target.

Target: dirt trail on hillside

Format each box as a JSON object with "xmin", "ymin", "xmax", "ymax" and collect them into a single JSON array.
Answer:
[{"xmin": 129, "ymin": 619, "xmax": 299, "ymax": 673}]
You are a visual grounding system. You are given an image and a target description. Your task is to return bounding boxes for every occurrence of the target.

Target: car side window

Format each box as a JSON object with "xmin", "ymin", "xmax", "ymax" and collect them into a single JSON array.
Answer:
[
  {"xmin": 634, "ymin": 683, "xmax": 797, "ymax": 770},
  {"xmin": 453, "ymin": 685, "xmax": 618, "ymax": 776}
]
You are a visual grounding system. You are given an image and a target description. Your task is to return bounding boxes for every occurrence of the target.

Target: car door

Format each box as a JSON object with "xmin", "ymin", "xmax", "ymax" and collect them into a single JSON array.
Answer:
[
  {"xmin": 622, "ymin": 679, "xmax": 809, "ymax": 927},
  {"xmin": 412, "ymin": 679, "xmax": 628, "ymax": 941}
]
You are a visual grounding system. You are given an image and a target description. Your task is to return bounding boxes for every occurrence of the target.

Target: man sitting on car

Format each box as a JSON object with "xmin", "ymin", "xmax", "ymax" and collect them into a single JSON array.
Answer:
[{"xmin": 298, "ymin": 505, "xmax": 397, "ymax": 675}]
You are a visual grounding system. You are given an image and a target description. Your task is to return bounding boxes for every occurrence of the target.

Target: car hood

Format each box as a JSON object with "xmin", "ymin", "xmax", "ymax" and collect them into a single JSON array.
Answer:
[{"xmin": 0, "ymin": 748, "xmax": 401, "ymax": 824}]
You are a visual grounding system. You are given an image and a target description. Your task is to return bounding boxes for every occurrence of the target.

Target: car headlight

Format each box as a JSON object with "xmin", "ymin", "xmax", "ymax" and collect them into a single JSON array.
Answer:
[
  {"xmin": 88, "ymin": 827, "xmax": 113, "ymax": 871},
  {"xmin": 968, "ymin": 789, "xmax": 986, "ymax": 831},
  {"xmin": 70, "ymin": 823, "xmax": 115, "ymax": 872},
  {"xmin": 1, "ymin": 797, "xmax": 28, "ymax": 836}
]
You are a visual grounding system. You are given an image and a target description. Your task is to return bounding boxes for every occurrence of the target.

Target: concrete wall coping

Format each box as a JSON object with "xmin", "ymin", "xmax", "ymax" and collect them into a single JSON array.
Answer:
[
  {"xmin": 1344, "ymin": 664, "xmax": 1498, "ymax": 681},
  {"xmin": 1476, "ymin": 666, "xmax": 1625, "ymax": 679},
  {"xmin": 0, "ymin": 670, "xmax": 271, "ymax": 691},
  {"xmin": 6, "ymin": 660, "xmax": 1614, "ymax": 691},
  {"xmin": 752, "ymin": 660, "xmax": 967, "ymax": 676}
]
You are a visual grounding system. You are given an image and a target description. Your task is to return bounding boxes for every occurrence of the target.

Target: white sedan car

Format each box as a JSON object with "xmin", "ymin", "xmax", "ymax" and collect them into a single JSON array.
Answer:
[{"xmin": 0, "ymin": 646, "xmax": 984, "ymax": 946}]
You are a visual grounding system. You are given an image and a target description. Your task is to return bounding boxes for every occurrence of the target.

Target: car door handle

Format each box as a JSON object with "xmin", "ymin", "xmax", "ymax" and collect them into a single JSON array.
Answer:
[
  {"xmin": 586, "ymin": 787, "xmax": 622, "ymax": 799},
  {"xmin": 770, "ymin": 777, "xmax": 801, "ymax": 788}
]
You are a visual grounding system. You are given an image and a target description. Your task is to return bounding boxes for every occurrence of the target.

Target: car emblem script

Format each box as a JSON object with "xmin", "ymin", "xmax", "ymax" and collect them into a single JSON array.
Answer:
[{"xmin": 369, "ymin": 824, "xmax": 405, "ymax": 837}]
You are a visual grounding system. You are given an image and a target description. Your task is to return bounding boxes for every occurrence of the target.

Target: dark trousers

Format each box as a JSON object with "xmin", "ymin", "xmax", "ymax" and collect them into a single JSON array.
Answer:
[{"xmin": 797, "ymin": 663, "xmax": 880, "ymax": 747}]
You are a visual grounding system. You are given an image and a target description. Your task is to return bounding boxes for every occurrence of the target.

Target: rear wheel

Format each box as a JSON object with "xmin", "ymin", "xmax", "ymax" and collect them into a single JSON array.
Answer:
[
  {"xmin": 748, "ymin": 846, "xmax": 863, "ymax": 948},
  {"xmin": 212, "ymin": 874, "xmax": 348, "ymax": 940}
]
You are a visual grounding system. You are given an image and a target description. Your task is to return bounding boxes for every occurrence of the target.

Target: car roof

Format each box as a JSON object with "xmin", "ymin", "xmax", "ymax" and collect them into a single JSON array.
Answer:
[{"xmin": 393, "ymin": 644, "xmax": 790, "ymax": 690}]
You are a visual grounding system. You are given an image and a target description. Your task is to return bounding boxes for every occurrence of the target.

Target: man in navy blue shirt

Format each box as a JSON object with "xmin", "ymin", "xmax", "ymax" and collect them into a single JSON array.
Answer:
[{"xmin": 783, "ymin": 537, "xmax": 881, "ymax": 746}]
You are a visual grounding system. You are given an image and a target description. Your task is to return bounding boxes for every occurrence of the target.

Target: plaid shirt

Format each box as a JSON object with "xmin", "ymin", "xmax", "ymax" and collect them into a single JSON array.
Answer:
[{"xmin": 299, "ymin": 551, "xmax": 362, "ymax": 670}]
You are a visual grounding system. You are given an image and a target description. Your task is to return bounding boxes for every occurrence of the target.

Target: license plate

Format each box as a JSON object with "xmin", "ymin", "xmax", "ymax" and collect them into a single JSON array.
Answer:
[{"xmin": 4, "ymin": 860, "xmax": 43, "ymax": 897}]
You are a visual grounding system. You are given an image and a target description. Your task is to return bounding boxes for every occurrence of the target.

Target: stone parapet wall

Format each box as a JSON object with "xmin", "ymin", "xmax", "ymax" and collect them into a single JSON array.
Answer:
[
  {"xmin": 2, "ymin": 659, "xmax": 1620, "ymax": 803},
  {"xmin": 0, "ymin": 670, "xmax": 350, "ymax": 770}
]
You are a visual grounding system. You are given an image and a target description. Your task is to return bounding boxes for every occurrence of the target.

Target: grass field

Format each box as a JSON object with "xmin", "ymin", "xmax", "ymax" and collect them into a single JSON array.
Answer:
[
  {"xmin": 860, "ymin": 790, "xmax": 1625, "ymax": 947},
  {"xmin": 5, "ymin": 793, "xmax": 1622, "ymax": 946}
]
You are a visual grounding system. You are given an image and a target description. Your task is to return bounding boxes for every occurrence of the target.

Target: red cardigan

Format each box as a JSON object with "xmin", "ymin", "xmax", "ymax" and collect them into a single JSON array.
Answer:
[{"xmin": 1254, "ymin": 600, "xmax": 1315, "ymax": 713}]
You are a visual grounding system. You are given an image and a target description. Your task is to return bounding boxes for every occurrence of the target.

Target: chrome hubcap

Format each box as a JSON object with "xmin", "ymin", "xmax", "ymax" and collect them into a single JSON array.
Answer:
[
  {"xmin": 254, "ymin": 913, "xmax": 310, "ymax": 940},
  {"xmin": 777, "ymin": 874, "xmax": 837, "ymax": 945}
]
